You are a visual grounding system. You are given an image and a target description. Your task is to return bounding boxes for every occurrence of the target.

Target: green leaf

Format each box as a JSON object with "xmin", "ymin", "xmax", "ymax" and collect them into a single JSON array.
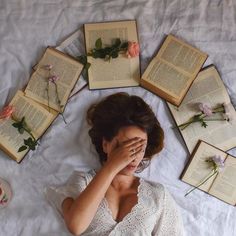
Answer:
[
  {"xmin": 113, "ymin": 38, "xmax": 121, "ymax": 48},
  {"xmin": 24, "ymin": 137, "xmax": 33, "ymax": 146},
  {"xmin": 18, "ymin": 145, "xmax": 28, "ymax": 152},
  {"xmin": 12, "ymin": 123, "xmax": 20, "ymax": 128},
  {"xmin": 84, "ymin": 62, "xmax": 91, "ymax": 70},
  {"xmin": 95, "ymin": 38, "xmax": 102, "ymax": 49},
  {"xmin": 77, "ymin": 55, "xmax": 87, "ymax": 65},
  {"xmin": 201, "ymin": 121, "xmax": 208, "ymax": 128},
  {"xmin": 111, "ymin": 50, "xmax": 119, "ymax": 58},
  {"xmin": 92, "ymin": 50, "xmax": 100, "ymax": 58},
  {"xmin": 120, "ymin": 42, "xmax": 128, "ymax": 49},
  {"xmin": 20, "ymin": 117, "xmax": 25, "ymax": 124},
  {"xmin": 29, "ymin": 145, "xmax": 36, "ymax": 151},
  {"xmin": 18, "ymin": 128, "xmax": 24, "ymax": 134},
  {"xmin": 103, "ymin": 47, "xmax": 112, "ymax": 54}
]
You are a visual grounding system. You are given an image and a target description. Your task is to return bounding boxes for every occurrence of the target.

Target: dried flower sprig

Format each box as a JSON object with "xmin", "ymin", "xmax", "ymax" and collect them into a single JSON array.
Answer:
[
  {"xmin": 185, "ymin": 155, "xmax": 225, "ymax": 197},
  {"xmin": 178, "ymin": 103, "xmax": 234, "ymax": 130},
  {"xmin": 44, "ymin": 65, "xmax": 67, "ymax": 124}
]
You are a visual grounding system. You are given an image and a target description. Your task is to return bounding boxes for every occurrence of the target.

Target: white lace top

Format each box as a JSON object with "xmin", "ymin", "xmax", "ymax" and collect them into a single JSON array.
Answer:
[{"xmin": 46, "ymin": 170, "xmax": 184, "ymax": 236}]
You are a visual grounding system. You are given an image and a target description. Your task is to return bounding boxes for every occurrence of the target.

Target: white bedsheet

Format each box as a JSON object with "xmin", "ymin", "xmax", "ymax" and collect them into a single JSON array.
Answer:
[{"xmin": 0, "ymin": 1, "xmax": 236, "ymax": 236}]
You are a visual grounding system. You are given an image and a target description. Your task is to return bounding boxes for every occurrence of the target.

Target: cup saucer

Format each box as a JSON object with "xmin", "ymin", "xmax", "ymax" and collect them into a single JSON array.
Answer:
[{"xmin": 0, "ymin": 178, "xmax": 12, "ymax": 209}]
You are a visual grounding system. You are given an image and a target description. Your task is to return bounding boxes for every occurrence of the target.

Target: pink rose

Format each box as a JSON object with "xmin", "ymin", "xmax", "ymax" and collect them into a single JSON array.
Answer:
[
  {"xmin": 0, "ymin": 105, "xmax": 14, "ymax": 119},
  {"xmin": 126, "ymin": 42, "xmax": 140, "ymax": 58}
]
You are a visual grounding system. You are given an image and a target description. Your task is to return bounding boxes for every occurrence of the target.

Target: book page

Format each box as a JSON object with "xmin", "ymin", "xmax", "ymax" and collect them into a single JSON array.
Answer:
[
  {"xmin": 141, "ymin": 59, "xmax": 189, "ymax": 98},
  {"xmin": 25, "ymin": 48, "xmax": 83, "ymax": 112},
  {"xmin": 168, "ymin": 66, "xmax": 236, "ymax": 152},
  {"xmin": 56, "ymin": 29, "xmax": 85, "ymax": 58},
  {"xmin": 0, "ymin": 91, "xmax": 57, "ymax": 162},
  {"xmin": 209, "ymin": 155, "xmax": 236, "ymax": 205},
  {"xmin": 84, "ymin": 20, "xmax": 140, "ymax": 89},
  {"xmin": 141, "ymin": 35, "xmax": 207, "ymax": 104},
  {"xmin": 33, "ymin": 31, "xmax": 87, "ymax": 97},
  {"xmin": 56, "ymin": 28, "xmax": 88, "ymax": 95},
  {"xmin": 158, "ymin": 35, "xmax": 207, "ymax": 76},
  {"xmin": 10, "ymin": 91, "xmax": 57, "ymax": 138},
  {"xmin": 0, "ymin": 118, "xmax": 30, "ymax": 162},
  {"xmin": 182, "ymin": 141, "xmax": 227, "ymax": 193}
]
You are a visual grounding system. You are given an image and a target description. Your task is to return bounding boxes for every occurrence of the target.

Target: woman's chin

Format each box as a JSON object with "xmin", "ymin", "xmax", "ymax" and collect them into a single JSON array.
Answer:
[{"xmin": 119, "ymin": 166, "xmax": 137, "ymax": 175}]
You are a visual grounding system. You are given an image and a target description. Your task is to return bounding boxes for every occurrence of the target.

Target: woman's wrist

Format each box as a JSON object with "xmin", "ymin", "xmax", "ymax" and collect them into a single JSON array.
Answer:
[{"xmin": 102, "ymin": 161, "xmax": 120, "ymax": 177}]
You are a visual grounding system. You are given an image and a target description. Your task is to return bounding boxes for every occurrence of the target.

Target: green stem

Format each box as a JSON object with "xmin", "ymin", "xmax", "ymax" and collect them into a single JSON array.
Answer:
[
  {"xmin": 24, "ymin": 127, "xmax": 36, "ymax": 141},
  {"xmin": 12, "ymin": 116, "xmax": 37, "ymax": 144},
  {"xmin": 178, "ymin": 114, "xmax": 226, "ymax": 131},
  {"xmin": 185, "ymin": 169, "xmax": 217, "ymax": 197},
  {"xmin": 204, "ymin": 118, "xmax": 227, "ymax": 121},
  {"xmin": 178, "ymin": 119, "xmax": 201, "ymax": 130},
  {"xmin": 46, "ymin": 78, "xmax": 51, "ymax": 113},
  {"xmin": 54, "ymin": 82, "xmax": 67, "ymax": 124},
  {"xmin": 54, "ymin": 82, "xmax": 61, "ymax": 111}
]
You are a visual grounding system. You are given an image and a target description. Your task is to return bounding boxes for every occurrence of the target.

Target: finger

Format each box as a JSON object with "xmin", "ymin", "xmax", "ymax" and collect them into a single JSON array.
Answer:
[
  {"xmin": 122, "ymin": 137, "xmax": 142, "ymax": 147},
  {"xmin": 130, "ymin": 145, "xmax": 145, "ymax": 157},
  {"xmin": 129, "ymin": 140, "xmax": 147, "ymax": 151},
  {"xmin": 123, "ymin": 138, "xmax": 146, "ymax": 149}
]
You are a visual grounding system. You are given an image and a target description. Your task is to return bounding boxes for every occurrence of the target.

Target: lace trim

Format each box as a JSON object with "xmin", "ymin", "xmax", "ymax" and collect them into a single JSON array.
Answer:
[{"xmin": 102, "ymin": 178, "xmax": 143, "ymax": 224}]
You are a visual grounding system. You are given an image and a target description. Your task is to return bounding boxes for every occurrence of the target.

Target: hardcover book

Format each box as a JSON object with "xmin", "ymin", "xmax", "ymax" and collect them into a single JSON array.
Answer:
[
  {"xmin": 84, "ymin": 20, "xmax": 140, "ymax": 89},
  {"xmin": 0, "ymin": 48, "xmax": 83, "ymax": 162},
  {"xmin": 167, "ymin": 65, "xmax": 236, "ymax": 153},
  {"xmin": 181, "ymin": 140, "xmax": 236, "ymax": 206},
  {"xmin": 141, "ymin": 34, "xmax": 208, "ymax": 106}
]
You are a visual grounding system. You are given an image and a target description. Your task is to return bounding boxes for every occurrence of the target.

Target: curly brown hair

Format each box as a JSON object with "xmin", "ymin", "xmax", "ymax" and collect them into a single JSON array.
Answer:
[{"xmin": 87, "ymin": 92, "xmax": 164, "ymax": 172}]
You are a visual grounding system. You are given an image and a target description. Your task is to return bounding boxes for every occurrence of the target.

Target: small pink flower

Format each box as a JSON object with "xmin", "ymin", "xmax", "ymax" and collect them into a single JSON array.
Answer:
[
  {"xmin": 126, "ymin": 42, "xmax": 140, "ymax": 58},
  {"xmin": 48, "ymin": 75, "xmax": 59, "ymax": 83},
  {"xmin": 0, "ymin": 105, "xmax": 14, "ymax": 119},
  {"xmin": 212, "ymin": 155, "xmax": 225, "ymax": 171},
  {"xmin": 44, "ymin": 64, "xmax": 53, "ymax": 70},
  {"xmin": 198, "ymin": 103, "xmax": 212, "ymax": 116}
]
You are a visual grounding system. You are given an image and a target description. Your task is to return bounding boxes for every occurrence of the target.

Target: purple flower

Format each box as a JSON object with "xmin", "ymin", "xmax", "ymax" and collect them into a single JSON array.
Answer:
[
  {"xmin": 212, "ymin": 155, "xmax": 225, "ymax": 171},
  {"xmin": 48, "ymin": 75, "xmax": 59, "ymax": 83},
  {"xmin": 44, "ymin": 64, "xmax": 53, "ymax": 70},
  {"xmin": 198, "ymin": 103, "xmax": 213, "ymax": 116}
]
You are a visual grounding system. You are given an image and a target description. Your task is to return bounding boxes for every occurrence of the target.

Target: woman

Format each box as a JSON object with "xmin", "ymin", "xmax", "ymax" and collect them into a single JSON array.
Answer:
[{"xmin": 46, "ymin": 92, "xmax": 184, "ymax": 236}]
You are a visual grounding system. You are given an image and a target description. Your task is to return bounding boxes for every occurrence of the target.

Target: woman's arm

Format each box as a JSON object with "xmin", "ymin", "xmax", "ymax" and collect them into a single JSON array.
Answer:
[{"xmin": 62, "ymin": 137, "xmax": 146, "ymax": 235}]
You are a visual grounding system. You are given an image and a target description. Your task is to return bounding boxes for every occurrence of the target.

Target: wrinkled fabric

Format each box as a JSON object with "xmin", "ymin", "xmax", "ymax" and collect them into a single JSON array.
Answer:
[{"xmin": 0, "ymin": 1, "xmax": 236, "ymax": 236}]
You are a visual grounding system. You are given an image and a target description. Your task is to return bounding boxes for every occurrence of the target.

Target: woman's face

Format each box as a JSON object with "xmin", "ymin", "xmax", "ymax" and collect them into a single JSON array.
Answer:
[{"xmin": 103, "ymin": 125, "xmax": 147, "ymax": 175}]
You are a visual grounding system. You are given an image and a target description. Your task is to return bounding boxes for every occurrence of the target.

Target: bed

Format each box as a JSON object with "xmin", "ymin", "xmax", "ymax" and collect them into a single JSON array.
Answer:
[{"xmin": 0, "ymin": 0, "xmax": 235, "ymax": 235}]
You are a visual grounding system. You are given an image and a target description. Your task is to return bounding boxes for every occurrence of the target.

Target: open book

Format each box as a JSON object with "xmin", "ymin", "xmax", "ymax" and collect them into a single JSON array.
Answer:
[
  {"xmin": 181, "ymin": 140, "xmax": 236, "ymax": 206},
  {"xmin": 141, "ymin": 35, "xmax": 208, "ymax": 106},
  {"xmin": 0, "ymin": 48, "xmax": 83, "ymax": 162},
  {"xmin": 167, "ymin": 65, "xmax": 236, "ymax": 153},
  {"xmin": 84, "ymin": 20, "xmax": 140, "ymax": 89},
  {"xmin": 25, "ymin": 47, "xmax": 84, "ymax": 112},
  {"xmin": 0, "ymin": 91, "xmax": 57, "ymax": 162},
  {"xmin": 55, "ymin": 28, "xmax": 88, "ymax": 96}
]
